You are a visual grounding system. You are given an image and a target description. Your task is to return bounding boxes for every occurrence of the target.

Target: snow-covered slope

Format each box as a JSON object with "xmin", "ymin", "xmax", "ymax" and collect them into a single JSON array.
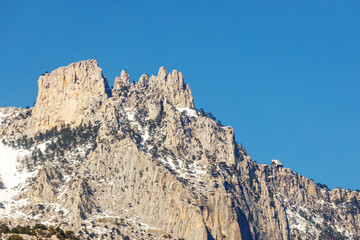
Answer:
[{"xmin": 0, "ymin": 142, "xmax": 33, "ymax": 189}]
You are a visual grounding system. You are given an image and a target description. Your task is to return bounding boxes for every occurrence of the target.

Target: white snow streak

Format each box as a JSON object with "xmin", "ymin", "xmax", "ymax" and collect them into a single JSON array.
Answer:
[{"xmin": 176, "ymin": 107, "xmax": 197, "ymax": 118}]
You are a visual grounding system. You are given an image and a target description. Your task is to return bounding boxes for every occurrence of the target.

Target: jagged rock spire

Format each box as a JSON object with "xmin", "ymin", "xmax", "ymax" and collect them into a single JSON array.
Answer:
[
  {"xmin": 157, "ymin": 66, "xmax": 168, "ymax": 79},
  {"xmin": 137, "ymin": 74, "xmax": 149, "ymax": 88},
  {"xmin": 114, "ymin": 66, "xmax": 195, "ymax": 109},
  {"xmin": 151, "ymin": 66, "xmax": 194, "ymax": 108},
  {"xmin": 114, "ymin": 70, "xmax": 130, "ymax": 89},
  {"xmin": 27, "ymin": 61, "xmax": 194, "ymax": 134}
]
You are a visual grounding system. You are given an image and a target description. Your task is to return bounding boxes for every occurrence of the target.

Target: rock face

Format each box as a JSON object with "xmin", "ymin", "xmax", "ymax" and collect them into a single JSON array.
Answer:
[
  {"xmin": 0, "ymin": 60, "xmax": 359, "ymax": 240},
  {"xmin": 29, "ymin": 60, "xmax": 110, "ymax": 134}
]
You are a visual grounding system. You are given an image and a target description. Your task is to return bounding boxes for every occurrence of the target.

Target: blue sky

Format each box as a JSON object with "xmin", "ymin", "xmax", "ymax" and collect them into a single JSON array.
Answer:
[{"xmin": 1, "ymin": 1, "xmax": 359, "ymax": 190}]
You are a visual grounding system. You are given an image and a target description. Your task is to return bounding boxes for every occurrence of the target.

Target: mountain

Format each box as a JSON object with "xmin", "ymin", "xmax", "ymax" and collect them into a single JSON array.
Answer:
[{"xmin": 0, "ymin": 60, "xmax": 359, "ymax": 240}]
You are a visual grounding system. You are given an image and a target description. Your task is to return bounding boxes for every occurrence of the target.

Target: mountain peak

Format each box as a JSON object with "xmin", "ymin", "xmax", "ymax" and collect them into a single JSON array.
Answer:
[
  {"xmin": 157, "ymin": 66, "xmax": 168, "ymax": 79},
  {"xmin": 23, "ymin": 61, "xmax": 194, "ymax": 134},
  {"xmin": 29, "ymin": 60, "xmax": 109, "ymax": 133},
  {"xmin": 114, "ymin": 70, "xmax": 130, "ymax": 89},
  {"xmin": 0, "ymin": 60, "xmax": 359, "ymax": 240},
  {"xmin": 111, "ymin": 65, "xmax": 194, "ymax": 109},
  {"xmin": 152, "ymin": 66, "xmax": 194, "ymax": 108}
]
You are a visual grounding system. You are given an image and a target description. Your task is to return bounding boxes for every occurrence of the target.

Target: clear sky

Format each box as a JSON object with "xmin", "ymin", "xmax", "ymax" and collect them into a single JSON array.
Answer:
[{"xmin": 1, "ymin": 1, "xmax": 359, "ymax": 190}]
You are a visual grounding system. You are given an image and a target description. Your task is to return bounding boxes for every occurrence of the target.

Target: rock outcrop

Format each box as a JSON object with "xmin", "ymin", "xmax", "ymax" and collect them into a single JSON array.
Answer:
[
  {"xmin": 114, "ymin": 70, "xmax": 130, "ymax": 89},
  {"xmin": 28, "ymin": 59, "xmax": 110, "ymax": 134},
  {"xmin": 0, "ymin": 60, "xmax": 359, "ymax": 240}
]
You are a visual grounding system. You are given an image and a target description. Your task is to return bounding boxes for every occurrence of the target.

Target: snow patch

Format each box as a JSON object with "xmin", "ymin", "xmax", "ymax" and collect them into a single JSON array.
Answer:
[
  {"xmin": 143, "ymin": 130, "xmax": 149, "ymax": 142},
  {"xmin": 0, "ymin": 142, "xmax": 33, "ymax": 189},
  {"xmin": 124, "ymin": 108, "xmax": 135, "ymax": 121},
  {"xmin": 0, "ymin": 141, "xmax": 39, "ymax": 218},
  {"xmin": 285, "ymin": 206, "xmax": 320, "ymax": 236},
  {"xmin": 124, "ymin": 108, "xmax": 143, "ymax": 132},
  {"xmin": 158, "ymin": 156, "xmax": 207, "ymax": 181},
  {"xmin": 0, "ymin": 108, "xmax": 15, "ymax": 124},
  {"xmin": 176, "ymin": 107, "xmax": 197, "ymax": 118},
  {"xmin": 37, "ymin": 141, "xmax": 50, "ymax": 152},
  {"xmin": 0, "ymin": 110, "xmax": 4, "ymax": 122}
]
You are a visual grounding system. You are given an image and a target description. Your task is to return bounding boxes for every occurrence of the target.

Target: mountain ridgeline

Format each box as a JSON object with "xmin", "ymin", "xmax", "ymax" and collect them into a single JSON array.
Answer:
[{"xmin": 0, "ymin": 60, "xmax": 359, "ymax": 240}]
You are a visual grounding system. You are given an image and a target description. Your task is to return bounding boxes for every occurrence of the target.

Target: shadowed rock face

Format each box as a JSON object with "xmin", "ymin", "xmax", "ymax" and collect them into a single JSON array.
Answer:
[{"xmin": 0, "ymin": 60, "xmax": 359, "ymax": 240}]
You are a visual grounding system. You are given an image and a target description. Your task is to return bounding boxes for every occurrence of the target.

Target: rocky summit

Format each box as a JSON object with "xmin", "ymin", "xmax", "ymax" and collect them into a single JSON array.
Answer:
[{"xmin": 0, "ymin": 60, "xmax": 359, "ymax": 240}]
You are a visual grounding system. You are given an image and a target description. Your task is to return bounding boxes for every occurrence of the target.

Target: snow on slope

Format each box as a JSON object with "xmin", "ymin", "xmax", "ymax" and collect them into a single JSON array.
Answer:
[
  {"xmin": 0, "ymin": 142, "xmax": 33, "ymax": 189},
  {"xmin": 176, "ymin": 107, "xmax": 197, "ymax": 118},
  {"xmin": 0, "ymin": 108, "xmax": 9, "ymax": 124},
  {"xmin": 0, "ymin": 107, "xmax": 20, "ymax": 124},
  {"xmin": 0, "ymin": 142, "xmax": 37, "ymax": 209}
]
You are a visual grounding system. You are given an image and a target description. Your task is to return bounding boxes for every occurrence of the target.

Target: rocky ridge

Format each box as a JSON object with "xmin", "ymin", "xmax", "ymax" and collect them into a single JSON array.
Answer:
[{"xmin": 0, "ymin": 60, "xmax": 359, "ymax": 240}]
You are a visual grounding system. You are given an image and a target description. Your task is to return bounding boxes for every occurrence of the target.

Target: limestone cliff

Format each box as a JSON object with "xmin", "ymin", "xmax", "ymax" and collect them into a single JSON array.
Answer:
[
  {"xmin": 28, "ymin": 59, "xmax": 110, "ymax": 134},
  {"xmin": 0, "ymin": 60, "xmax": 359, "ymax": 240}
]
